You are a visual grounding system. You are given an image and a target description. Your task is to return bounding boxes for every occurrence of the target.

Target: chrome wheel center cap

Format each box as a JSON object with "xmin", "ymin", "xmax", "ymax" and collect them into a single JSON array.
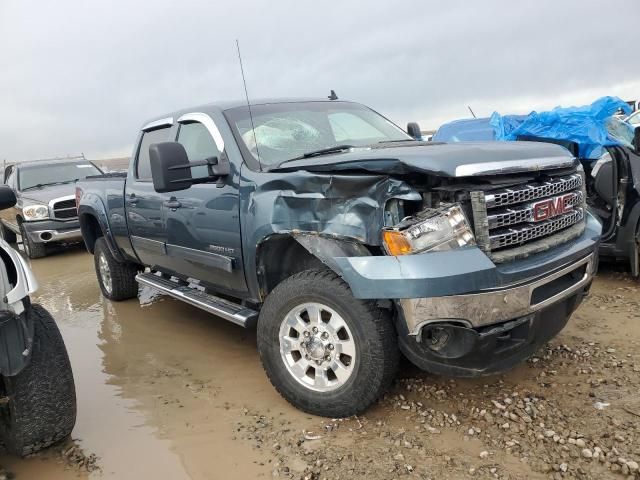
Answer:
[{"xmin": 304, "ymin": 338, "xmax": 326, "ymax": 360}]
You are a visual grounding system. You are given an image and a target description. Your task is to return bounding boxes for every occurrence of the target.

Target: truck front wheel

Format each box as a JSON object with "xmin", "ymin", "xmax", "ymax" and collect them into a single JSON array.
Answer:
[
  {"xmin": 94, "ymin": 237, "xmax": 138, "ymax": 301},
  {"xmin": 257, "ymin": 269, "xmax": 399, "ymax": 417}
]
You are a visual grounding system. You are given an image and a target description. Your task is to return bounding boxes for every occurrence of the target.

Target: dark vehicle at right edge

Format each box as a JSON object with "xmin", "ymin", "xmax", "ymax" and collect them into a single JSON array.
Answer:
[{"xmin": 77, "ymin": 99, "xmax": 600, "ymax": 417}]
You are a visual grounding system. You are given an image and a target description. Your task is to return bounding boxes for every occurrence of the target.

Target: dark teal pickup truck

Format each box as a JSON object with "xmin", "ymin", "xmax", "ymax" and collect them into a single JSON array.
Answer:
[{"xmin": 77, "ymin": 98, "xmax": 601, "ymax": 417}]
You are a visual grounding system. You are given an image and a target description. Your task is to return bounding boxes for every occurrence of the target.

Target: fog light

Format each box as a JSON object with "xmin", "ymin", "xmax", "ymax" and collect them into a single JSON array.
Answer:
[
  {"xmin": 424, "ymin": 326, "xmax": 451, "ymax": 351},
  {"xmin": 418, "ymin": 323, "xmax": 478, "ymax": 359}
]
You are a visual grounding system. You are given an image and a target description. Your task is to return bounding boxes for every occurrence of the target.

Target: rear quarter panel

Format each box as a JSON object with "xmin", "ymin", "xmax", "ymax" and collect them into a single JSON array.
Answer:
[{"xmin": 78, "ymin": 177, "xmax": 137, "ymax": 262}]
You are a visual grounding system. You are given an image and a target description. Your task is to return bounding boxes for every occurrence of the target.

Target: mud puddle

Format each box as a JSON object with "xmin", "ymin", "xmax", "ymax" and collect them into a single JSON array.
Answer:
[{"xmin": 0, "ymin": 248, "xmax": 287, "ymax": 479}]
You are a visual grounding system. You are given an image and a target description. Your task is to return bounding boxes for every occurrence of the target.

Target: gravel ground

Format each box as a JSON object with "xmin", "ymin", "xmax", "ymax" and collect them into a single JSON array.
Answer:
[{"xmin": 235, "ymin": 269, "xmax": 640, "ymax": 480}]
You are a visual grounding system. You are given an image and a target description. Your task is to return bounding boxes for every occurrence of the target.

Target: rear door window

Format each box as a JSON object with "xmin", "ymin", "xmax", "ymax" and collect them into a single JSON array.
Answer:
[{"xmin": 136, "ymin": 127, "xmax": 171, "ymax": 180}]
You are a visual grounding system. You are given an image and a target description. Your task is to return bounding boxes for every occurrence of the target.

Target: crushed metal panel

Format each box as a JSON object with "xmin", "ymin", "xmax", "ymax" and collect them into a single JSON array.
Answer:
[
  {"xmin": 293, "ymin": 233, "xmax": 370, "ymax": 274},
  {"xmin": 248, "ymin": 172, "xmax": 421, "ymax": 246}
]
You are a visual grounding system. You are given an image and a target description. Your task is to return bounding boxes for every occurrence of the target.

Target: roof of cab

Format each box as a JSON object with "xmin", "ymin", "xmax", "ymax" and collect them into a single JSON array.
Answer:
[{"xmin": 140, "ymin": 98, "xmax": 354, "ymax": 130}]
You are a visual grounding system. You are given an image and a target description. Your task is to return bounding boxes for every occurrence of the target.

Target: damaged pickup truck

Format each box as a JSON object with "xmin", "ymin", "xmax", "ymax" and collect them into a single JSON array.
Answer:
[{"xmin": 76, "ymin": 99, "xmax": 600, "ymax": 417}]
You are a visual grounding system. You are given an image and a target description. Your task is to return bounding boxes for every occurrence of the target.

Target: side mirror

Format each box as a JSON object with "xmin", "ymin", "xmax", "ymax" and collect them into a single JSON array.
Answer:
[
  {"xmin": 634, "ymin": 126, "xmax": 640, "ymax": 154},
  {"xmin": 407, "ymin": 122, "xmax": 422, "ymax": 140},
  {"xmin": 149, "ymin": 142, "xmax": 193, "ymax": 193},
  {"xmin": 0, "ymin": 185, "xmax": 17, "ymax": 210}
]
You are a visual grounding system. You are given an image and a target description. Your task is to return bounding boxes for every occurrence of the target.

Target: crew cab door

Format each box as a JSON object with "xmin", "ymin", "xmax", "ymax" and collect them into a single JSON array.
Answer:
[
  {"xmin": 163, "ymin": 113, "xmax": 246, "ymax": 295},
  {"xmin": 125, "ymin": 122, "xmax": 173, "ymax": 268}
]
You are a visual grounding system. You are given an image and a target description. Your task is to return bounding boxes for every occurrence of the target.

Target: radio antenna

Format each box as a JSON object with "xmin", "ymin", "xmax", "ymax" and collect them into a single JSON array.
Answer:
[{"xmin": 236, "ymin": 39, "xmax": 262, "ymax": 170}]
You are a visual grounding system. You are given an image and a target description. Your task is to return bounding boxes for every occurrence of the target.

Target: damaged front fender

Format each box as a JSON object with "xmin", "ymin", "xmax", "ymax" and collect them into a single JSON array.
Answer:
[
  {"xmin": 292, "ymin": 233, "xmax": 371, "ymax": 275},
  {"xmin": 241, "ymin": 168, "xmax": 422, "ymax": 301}
]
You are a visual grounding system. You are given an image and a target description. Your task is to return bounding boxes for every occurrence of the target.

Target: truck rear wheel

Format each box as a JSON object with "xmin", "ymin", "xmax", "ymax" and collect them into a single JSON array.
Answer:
[
  {"xmin": 94, "ymin": 237, "xmax": 139, "ymax": 301},
  {"xmin": 257, "ymin": 269, "xmax": 399, "ymax": 418},
  {"xmin": 0, "ymin": 304, "xmax": 76, "ymax": 456}
]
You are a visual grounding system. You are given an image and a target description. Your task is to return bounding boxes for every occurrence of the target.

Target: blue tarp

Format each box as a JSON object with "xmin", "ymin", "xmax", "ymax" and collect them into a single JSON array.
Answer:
[{"xmin": 490, "ymin": 96, "xmax": 633, "ymax": 159}]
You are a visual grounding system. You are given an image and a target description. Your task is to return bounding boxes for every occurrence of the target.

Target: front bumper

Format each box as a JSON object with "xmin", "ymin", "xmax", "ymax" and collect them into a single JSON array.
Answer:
[
  {"xmin": 400, "ymin": 253, "xmax": 595, "ymax": 333},
  {"xmin": 22, "ymin": 218, "xmax": 82, "ymax": 244},
  {"xmin": 333, "ymin": 212, "xmax": 601, "ymax": 377}
]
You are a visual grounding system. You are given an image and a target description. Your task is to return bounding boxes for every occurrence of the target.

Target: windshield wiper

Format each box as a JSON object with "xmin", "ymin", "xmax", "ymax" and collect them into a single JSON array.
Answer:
[
  {"xmin": 378, "ymin": 138, "xmax": 418, "ymax": 143},
  {"xmin": 22, "ymin": 179, "xmax": 80, "ymax": 191},
  {"xmin": 289, "ymin": 144, "xmax": 356, "ymax": 161}
]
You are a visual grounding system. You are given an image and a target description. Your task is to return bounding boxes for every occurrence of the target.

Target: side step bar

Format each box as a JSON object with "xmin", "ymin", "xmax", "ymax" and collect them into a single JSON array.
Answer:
[{"xmin": 135, "ymin": 272, "xmax": 258, "ymax": 328}]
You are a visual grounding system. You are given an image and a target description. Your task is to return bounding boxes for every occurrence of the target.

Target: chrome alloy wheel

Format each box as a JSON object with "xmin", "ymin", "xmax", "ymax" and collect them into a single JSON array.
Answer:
[
  {"xmin": 278, "ymin": 302, "xmax": 356, "ymax": 392},
  {"xmin": 98, "ymin": 252, "xmax": 112, "ymax": 295}
]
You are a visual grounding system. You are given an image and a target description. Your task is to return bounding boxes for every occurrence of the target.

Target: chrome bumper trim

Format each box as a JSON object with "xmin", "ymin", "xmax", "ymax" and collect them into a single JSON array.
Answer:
[
  {"xmin": 401, "ymin": 254, "xmax": 594, "ymax": 334},
  {"xmin": 27, "ymin": 228, "xmax": 82, "ymax": 243}
]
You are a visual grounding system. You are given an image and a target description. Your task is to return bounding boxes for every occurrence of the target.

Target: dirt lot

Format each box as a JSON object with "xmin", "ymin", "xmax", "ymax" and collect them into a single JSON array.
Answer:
[{"xmin": 0, "ymin": 247, "xmax": 638, "ymax": 479}]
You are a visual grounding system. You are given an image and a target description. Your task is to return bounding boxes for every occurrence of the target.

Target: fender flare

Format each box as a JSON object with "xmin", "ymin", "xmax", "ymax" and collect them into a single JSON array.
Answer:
[{"xmin": 77, "ymin": 202, "xmax": 126, "ymax": 263}]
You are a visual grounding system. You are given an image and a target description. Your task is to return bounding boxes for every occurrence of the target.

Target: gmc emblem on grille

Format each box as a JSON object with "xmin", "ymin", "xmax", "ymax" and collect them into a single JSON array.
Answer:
[{"xmin": 532, "ymin": 193, "xmax": 576, "ymax": 222}]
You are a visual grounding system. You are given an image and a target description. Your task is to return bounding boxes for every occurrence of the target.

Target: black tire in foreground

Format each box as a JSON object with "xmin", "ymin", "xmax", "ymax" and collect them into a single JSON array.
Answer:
[
  {"xmin": 19, "ymin": 224, "xmax": 46, "ymax": 259},
  {"xmin": 0, "ymin": 223, "xmax": 16, "ymax": 244},
  {"xmin": 94, "ymin": 236, "xmax": 138, "ymax": 301},
  {"xmin": 257, "ymin": 269, "xmax": 399, "ymax": 418},
  {"xmin": 0, "ymin": 304, "xmax": 76, "ymax": 456}
]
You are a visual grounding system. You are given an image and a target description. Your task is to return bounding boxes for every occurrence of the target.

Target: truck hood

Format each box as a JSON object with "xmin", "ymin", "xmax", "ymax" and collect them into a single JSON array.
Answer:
[
  {"xmin": 19, "ymin": 184, "xmax": 76, "ymax": 204},
  {"xmin": 269, "ymin": 141, "xmax": 577, "ymax": 177}
]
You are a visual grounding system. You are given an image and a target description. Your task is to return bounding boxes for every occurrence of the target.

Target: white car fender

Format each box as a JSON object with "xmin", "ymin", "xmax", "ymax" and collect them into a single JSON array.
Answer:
[{"xmin": 0, "ymin": 238, "xmax": 38, "ymax": 315}]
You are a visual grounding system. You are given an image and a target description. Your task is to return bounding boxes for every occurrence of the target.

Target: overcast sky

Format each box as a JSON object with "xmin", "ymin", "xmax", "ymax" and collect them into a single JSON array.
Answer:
[{"xmin": 1, "ymin": 0, "xmax": 638, "ymax": 161}]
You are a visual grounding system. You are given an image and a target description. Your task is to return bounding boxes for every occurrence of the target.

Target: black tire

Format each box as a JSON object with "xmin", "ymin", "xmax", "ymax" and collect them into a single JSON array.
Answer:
[
  {"xmin": 94, "ymin": 236, "xmax": 138, "ymax": 301},
  {"xmin": 0, "ymin": 223, "xmax": 17, "ymax": 244},
  {"xmin": 19, "ymin": 224, "xmax": 46, "ymax": 259},
  {"xmin": 257, "ymin": 269, "xmax": 399, "ymax": 418},
  {"xmin": 0, "ymin": 304, "xmax": 76, "ymax": 456}
]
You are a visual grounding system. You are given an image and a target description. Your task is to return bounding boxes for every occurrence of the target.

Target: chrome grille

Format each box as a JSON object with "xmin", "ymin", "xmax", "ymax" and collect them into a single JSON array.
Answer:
[
  {"xmin": 487, "ymin": 191, "xmax": 583, "ymax": 229},
  {"xmin": 489, "ymin": 209, "xmax": 584, "ymax": 249},
  {"xmin": 52, "ymin": 198, "xmax": 77, "ymax": 220},
  {"xmin": 471, "ymin": 172, "xmax": 586, "ymax": 262},
  {"xmin": 485, "ymin": 174, "xmax": 582, "ymax": 208}
]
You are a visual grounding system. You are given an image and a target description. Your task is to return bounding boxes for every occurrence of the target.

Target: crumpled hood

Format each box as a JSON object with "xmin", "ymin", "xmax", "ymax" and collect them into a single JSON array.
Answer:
[
  {"xmin": 19, "ymin": 184, "xmax": 76, "ymax": 204},
  {"xmin": 270, "ymin": 141, "xmax": 577, "ymax": 177}
]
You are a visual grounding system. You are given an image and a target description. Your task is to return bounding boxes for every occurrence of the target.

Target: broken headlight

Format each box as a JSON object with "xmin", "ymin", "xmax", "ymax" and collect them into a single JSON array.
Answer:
[{"xmin": 382, "ymin": 204, "xmax": 475, "ymax": 255}]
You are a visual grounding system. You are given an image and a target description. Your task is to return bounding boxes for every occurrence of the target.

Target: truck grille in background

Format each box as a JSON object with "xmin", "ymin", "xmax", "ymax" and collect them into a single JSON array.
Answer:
[
  {"xmin": 52, "ymin": 198, "xmax": 78, "ymax": 220},
  {"xmin": 471, "ymin": 173, "xmax": 586, "ymax": 263}
]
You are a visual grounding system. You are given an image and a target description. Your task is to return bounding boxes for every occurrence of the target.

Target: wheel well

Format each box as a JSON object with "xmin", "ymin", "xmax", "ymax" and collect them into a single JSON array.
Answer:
[
  {"xmin": 79, "ymin": 214, "xmax": 103, "ymax": 253},
  {"xmin": 256, "ymin": 235, "xmax": 326, "ymax": 299}
]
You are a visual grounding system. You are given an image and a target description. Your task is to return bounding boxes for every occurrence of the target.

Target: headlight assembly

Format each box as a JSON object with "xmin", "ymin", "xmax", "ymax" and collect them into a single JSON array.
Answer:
[
  {"xmin": 22, "ymin": 204, "xmax": 49, "ymax": 221},
  {"xmin": 382, "ymin": 204, "xmax": 475, "ymax": 255}
]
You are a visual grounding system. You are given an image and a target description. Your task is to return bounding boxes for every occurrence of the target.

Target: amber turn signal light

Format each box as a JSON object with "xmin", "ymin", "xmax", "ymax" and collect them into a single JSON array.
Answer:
[{"xmin": 382, "ymin": 230, "xmax": 412, "ymax": 256}]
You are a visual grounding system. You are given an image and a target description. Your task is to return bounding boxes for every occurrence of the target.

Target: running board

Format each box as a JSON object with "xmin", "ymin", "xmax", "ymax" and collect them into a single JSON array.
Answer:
[{"xmin": 135, "ymin": 272, "xmax": 258, "ymax": 328}]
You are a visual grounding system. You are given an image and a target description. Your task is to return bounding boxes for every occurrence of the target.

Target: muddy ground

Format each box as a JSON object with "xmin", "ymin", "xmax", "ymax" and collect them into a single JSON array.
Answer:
[{"xmin": 0, "ymin": 247, "xmax": 638, "ymax": 479}]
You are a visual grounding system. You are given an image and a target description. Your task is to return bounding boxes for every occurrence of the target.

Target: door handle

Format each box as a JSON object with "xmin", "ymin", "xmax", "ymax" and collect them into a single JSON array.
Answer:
[
  {"xmin": 127, "ymin": 193, "xmax": 138, "ymax": 206},
  {"xmin": 163, "ymin": 199, "xmax": 182, "ymax": 210}
]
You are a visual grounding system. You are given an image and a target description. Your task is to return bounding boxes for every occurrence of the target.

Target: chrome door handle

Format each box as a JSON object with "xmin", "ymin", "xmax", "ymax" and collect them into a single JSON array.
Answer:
[{"xmin": 163, "ymin": 199, "xmax": 182, "ymax": 209}]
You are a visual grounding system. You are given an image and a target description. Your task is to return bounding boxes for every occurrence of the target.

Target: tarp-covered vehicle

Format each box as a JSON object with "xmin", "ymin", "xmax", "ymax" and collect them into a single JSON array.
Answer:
[
  {"xmin": 433, "ymin": 97, "xmax": 640, "ymax": 277},
  {"xmin": 0, "ymin": 185, "xmax": 76, "ymax": 455}
]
